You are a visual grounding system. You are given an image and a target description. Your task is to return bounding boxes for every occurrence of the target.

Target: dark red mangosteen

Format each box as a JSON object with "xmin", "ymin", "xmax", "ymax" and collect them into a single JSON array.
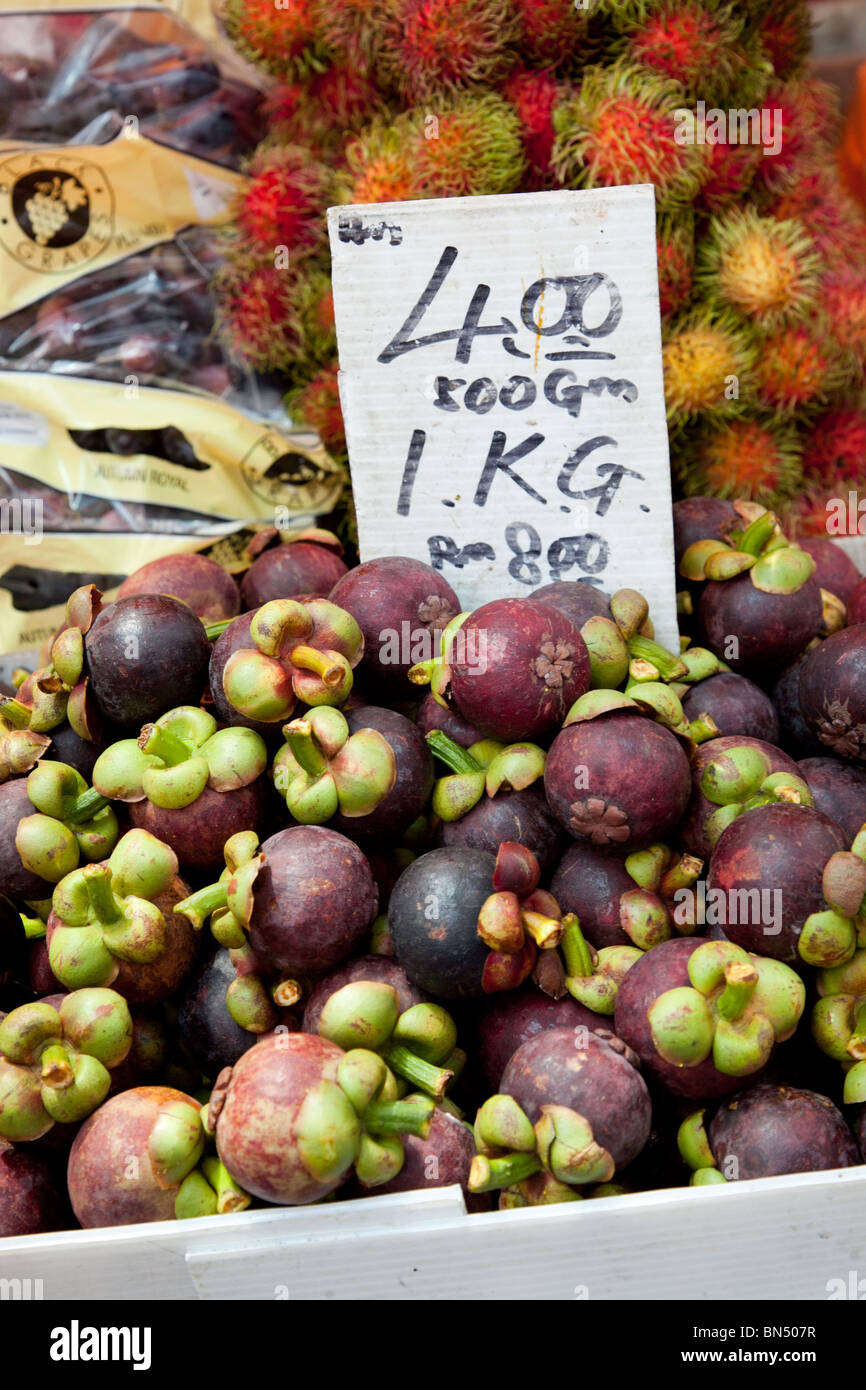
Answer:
[
  {"xmin": 679, "ymin": 734, "xmax": 804, "ymax": 862},
  {"xmin": 680, "ymin": 672, "xmax": 779, "ymax": 744},
  {"xmin": 329, "ymin": 556, "xmax": 461, "ymax": 697},
  {"xmin": 115, "ymin": 553, "xmax": 240, "ymax": 623},
  {"xmin": 241, "ymin": 528, "xmax": 348, "ymax": 608},
  {"xmin": 302, "ymin": 955, "xmax": 425, "ymax": 1034},
  {"xmin": 0, "ymin": 1139, "xmax": 67, "ymax": 1236},
  {"xmin": 446, "ymin": 597, "xmax": 591, "ymax": 743},
  {"xmin": 415, "ymin": 692, "xmax": 483, "ymax": 749},
  {"xmin": 544, "ymin": 710, "xmax": 691, "ymax": 851},
  {"xmin": 683, "ymin": 1083, "xmax": 859, "ymax": 1182},
  {"xmin": 85, "ymin": 594, "xmax": 212, "ymax": 731},
  {"xmin": 849, "ymin": 577, "xmax": 866, "ymax": 626},
  {"xmin": 797, "ymin": 538, "xmax": 862, "ymax": 608},
  {"xmin": 798, "ymin": 624, "xmax": 866, "ymax": 766},
  {"xmin": 798, "ymin": 757, "xmax": 866, "ymax": 843},
  {"xmin": 476, "ymin": 986, "xmax": 612, "ymax": 1091},
  {"xmin": 706, "ymin": 802, "xmax": 850, "ymax": 967}
]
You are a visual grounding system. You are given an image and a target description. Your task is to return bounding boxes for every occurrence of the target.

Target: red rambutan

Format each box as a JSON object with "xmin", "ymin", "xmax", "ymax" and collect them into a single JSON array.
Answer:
[
  {"xmin": 287, "ymin": 362, "xmax": 347, "ymax": 457},
  {"xmin": 379, "ymin": 0, "xmax": 520, "ymax": 103},
  {"xmin": 781, "ymin": 481, "xmax": 864, "ymax": 541},
  {"xmin": 753, "ymin": 323, "xmax": 853, "ymax": 417},
  {"xmin": 823, "ymin": 270, "xmax": 866, "ymax": 372},
  {"xmin": 502, "ymin": 67, "xmax": 560, "ymax": 187},
  {"xmin": 621, "ymin": 0, "xmax": 762, "ymax": 106},
  {"xmin": 765, "ymin": 164, "xmax": 866, "ymax": 270},
  {"xmin": 754, "ymin": 80, "xmax": 840, "ymax": 193},
  {"xmin": 656, "ymin": 213, "xmax": 694, "ymax": 318},
  {"xmin": 675, "ymin": 416, "xmax": 803, "ymax": 507},
  {"xmin": 802, "ymin": 408, "xmax": 866, "ymax": 488},
  {"xmin": 237, "ymin": 147, "xmax": 331, "ymax": 257},
  {"xmin": 265, "ymin": 68, "xmax": 387, "ymax": 156},
  {"xmin": 222, "ymin": 0, "xmax": 320, "ymax": 77},
  {"xmin": 213, "ymin": 255, "xmax": 301, "ymax": 374},
  {"xmin": 551, "ymin": 64, "xmax": 709, "ymax": 211},
  {"xmin": 698, "ymin": 137, "xmax": 762, "ymax": 214},
  {"xmin": 512, "ymin": 0, "xmax": 590, "ymax": 71},
  {"xmin": 751, "ymin": 0, "xmax": 812, "ymax": 82},
  {"xmin": 295, "ymin": 268, "xmax": 338, "ymax": 367},
  {"xmin": 311, "ymin": 0, "xmax": 386, "ymax": 70}
]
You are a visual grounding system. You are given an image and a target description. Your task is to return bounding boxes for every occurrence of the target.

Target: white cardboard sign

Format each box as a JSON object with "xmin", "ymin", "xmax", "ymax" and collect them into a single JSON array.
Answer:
[{"xmin": 327, "ymin": 186, "xmax": 678, "ymax": 650}]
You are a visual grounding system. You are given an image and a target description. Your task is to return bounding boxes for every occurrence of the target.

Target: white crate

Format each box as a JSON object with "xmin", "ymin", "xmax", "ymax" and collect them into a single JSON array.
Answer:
[{"xmin": 0, "ymin": 1168, "xmax": 865, "ymax": 1300}]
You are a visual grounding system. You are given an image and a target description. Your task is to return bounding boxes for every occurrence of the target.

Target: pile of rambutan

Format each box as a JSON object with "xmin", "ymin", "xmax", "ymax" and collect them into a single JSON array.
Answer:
[{"xmin": 213, "ymin": 0, "xmax": 866, "ymax": 529}]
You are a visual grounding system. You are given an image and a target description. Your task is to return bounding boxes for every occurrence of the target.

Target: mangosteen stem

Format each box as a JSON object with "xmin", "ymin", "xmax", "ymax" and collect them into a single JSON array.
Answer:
[
  {"xmin": 201, "ymin": 1157, "xmax": 251, "ymax": 1214},
  {"xmin": 363, "ymin": 1095, "xmax": 436, "ymax": 1138},
  {"xmin": 425, "ymin": 730, "xmax": 483, "ymax": 775},
  {"xmin": 716, "ymin": 961, "xmax": 759, "ymax": 1021},
  {"xmin": 738, "ymin": 511, "xmax": 776, "ymax": 557},
  {"xmin": 64, "ymin": 787, "xmax": 111, "ymax": 825},
  {"xmin": 204, "ymin": 619, "xmax": 233, "ymax": 642},
  {"xmin": 21, "ymin": 913, "xmax": 46, "ymax": 940},
  {"xmin": 847, "ymin": 1003, "xmax": 866, "ymax": 1061},
  {"xmin": 40, "ymin": 1044, "xmax": 74, "ymax": 1089},
  {"xmin": 521, "ymin": 909, "xmax": 564, "ymax": 950},
  {"xmin": 559, "ymin": 914, "xmax": 595, "ymax": 980},
  {"xmin": 288, "ymin": 645, "xmax": 344, "ymax": 688},
  {"xmin": 83, "ymin": 864, "xmax": 122, "ymax": 925},
  {"xmin": 627, "ymin": 636, "xmax": 687, "ymax": 682},
  {"xmin": 283, "ymin": 720, "xmax": 329, "ymax": 778},
  {"xmin": 272, "ymin": 978, "xmax": 303, "ymax": 1007},
  {"xmin": 139, "ymin": 723, "xmax": 191, "ymax": 766},
  {"xmin": 175, "ymin": 882, "xmax": 228, "ymax": 929},
  {"xmin": 469, "ymin": 1152, "xmax": 542, "ymax": 1193},
  {"xmin": 0, "ymin": 696, "xmax": 32, "ymax": 729},
  {"xmin": 383, "ymin": 1045, "xmax": 454, "ymax": 1101},
  {"xmin": 687, "ymin": 714, "xmax": 720, "ymax": 744},
  {"xmin": 660, "ymin": 854, "xmax": 704, "ymax": 897}
]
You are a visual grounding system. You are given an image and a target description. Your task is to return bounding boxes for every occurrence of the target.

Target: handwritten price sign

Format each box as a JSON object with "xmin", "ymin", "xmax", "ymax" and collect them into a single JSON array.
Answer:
[{"xmin": 327, "ymin": 186, "xmax": 678, "ymax": 649}]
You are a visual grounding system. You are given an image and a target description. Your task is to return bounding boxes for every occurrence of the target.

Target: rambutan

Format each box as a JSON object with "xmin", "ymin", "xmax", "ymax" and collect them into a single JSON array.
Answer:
[
  {"xmin": 340, "ymin": 121, "xmax": 419, "ymax": 203},
  {"xmin": 750, "ymin": 0, "xmax": 812, "ymax": 82},
  {"xmin": 764, "ymin": 163, "xmax": 866, "ymax": 269},
  {"xmin": 236, "ymin": 146, "xmax": 331, "ymax": 258},
  {"xmin": 753, "ymin": 323, "xmax": 853, "ymax": 417},
  {"xmin": 378, "ymin": 0, "xmax": 520, "ymax": 103},
  {"xmin": 551, "ymin": 64, "xmax": 709, "ymax": 211},
  {"xmin": 698, "ymin": 137, "xmax": 762, "ymax": 214},
  {"xmin": 675, "ymin": 417, "xmax": 803, "ymax": 507},
  {"xmin": 410, "ymin": 94, "xmax": 526, "ymax": 197},
  {"xmin": 502, "ymin": 67, "xmax": 560, "ymax": 188},
  {"xmin": 620, "ymin": 0, "xmax": 763, "ymax": 106},
  {"xmin": 265, "ymin": 68, "xmax": 388, "ymax": 156},
  {"xmin": 823, "ymin": 271, "xmax": 866, "ymax": 372},
  {"xmin": 213, "ymin": 254, "xmax": 301, "ymax": 374},
  {"xmin": 662, "ymin": 309, "xmax": 755, "ymax": 425},
  {"xmin": 754, "ymin": 80, "xmax": 840, "ymax": 193},
  {"xmin": 697, "ymin": 209, "xmax": 820, "ymax": 328},
  {"xmin": 295, "ymin": 268, "xmax": 337, "ymax": 367},
  {"xmin": 222, "ymin": 0, "xmax": 320, "ymax": 77},
  {"xmin": 656, "ymin": 212, "xmax": 694, "ymax": 318},
  {"xmin": 311, "ymin": 0, "xmax": 386, "ymax": 70},
  {"xmin": 341, "ymin": 96, "xmax": 525, "ymax": 203},
  {"xmin": 802, "ymin": 407, "xmax": 866, "ymax": 488},
  {"xmin": 781, "ymin": 481, "xmax": 864, "ymax": 541},
  {"xmin": 512, "ymin": 0, "xmax": 590, "ymax": 71},
  {"xmin": 287, "ymin": 362, "xmax": 347, "ymax": 458}
]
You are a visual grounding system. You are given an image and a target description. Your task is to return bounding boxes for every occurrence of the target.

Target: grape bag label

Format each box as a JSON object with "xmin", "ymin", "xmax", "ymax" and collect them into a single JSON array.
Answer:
[
  {"xmin": 328, "ymin": 186, "xmax": 678, "ymax": 649},
  {"xmin": 0, "ymin": 135, "xmax": 244, "ymax": 315}
]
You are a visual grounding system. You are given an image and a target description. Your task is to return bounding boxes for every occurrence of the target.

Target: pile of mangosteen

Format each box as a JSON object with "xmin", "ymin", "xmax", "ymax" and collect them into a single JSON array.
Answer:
[{"xmin": 2, "ymin": 500, "xmax": 866, "ymax": 1234}]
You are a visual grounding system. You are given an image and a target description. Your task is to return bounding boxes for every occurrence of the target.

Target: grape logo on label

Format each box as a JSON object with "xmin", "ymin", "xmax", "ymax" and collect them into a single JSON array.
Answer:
[{"xmin": 0, "ymin": 153, "xmax": 113, "ymax": 270}]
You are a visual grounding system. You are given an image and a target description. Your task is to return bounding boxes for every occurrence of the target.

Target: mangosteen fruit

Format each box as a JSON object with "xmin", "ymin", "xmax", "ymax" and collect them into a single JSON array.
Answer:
[
  {"xmin": 115, "ymin": 553, "xmax": 240, "ymax": 623},
  {"xmin": 681, "ymin": 672, "xmax": 779, "ymax": 744},
  {"xmin": 797, "ymin": 538, "xmax": 862, "ymax": 607},
  {"xmin": 707, "ymin": 802, "xmax": 850, "ymax": 966},
  {"xmin": 544, "ymin": 710, "xmax": 691, "ymax": 852},
  {"xmin": 241, "ymin": 529, "xmax": 348, "ymax": 608},
  {"xmin": 85, "ymin": 593, "xmax": 212, "ymax": 730},
  {"xmin": 798, "ymin": 757, "xmax": 866, "ymax": 843},
  {"xmin": 329, "ymin": 555, "xmax": 461, "ymax": 697},
  {"xmin": 302, "ymin": 955, "xmax": 424, "ymax": 1035},
  {"xmin": 614, "ymin": 937, "xmax": 805, "ymax": 1100},
  {"xmin": 798, "ymin": 624, "xmax": 866, "ymax": 766},
  {"xmin": 177, "ymin": 948, "xmax": 259, "ymax": 1080},
  {"xmin": 679, "ymin": 735, "xmax": 804, "ymax": 862},
  {"xmin": 0, "ymin": 1138, "xmax": 66, "ymax": 1236},
  {"xmin": 685, "ymin": 1083, "xmax": 859, "ymax": 1181},
  {"xmin": 476, "ymin": 986, "xmax": 611, "ymax": 1091}
]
